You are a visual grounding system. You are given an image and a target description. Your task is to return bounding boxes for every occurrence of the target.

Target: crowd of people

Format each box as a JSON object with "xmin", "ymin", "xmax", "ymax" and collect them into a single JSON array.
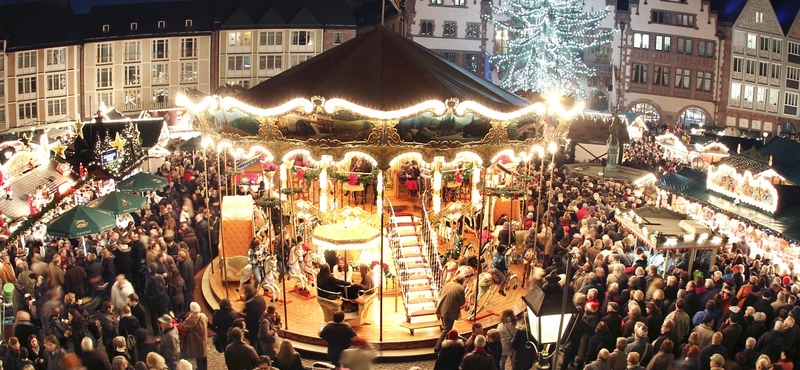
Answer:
[
  {"xmin": 0, "ymin": 149, "xmax": 301, "ymax": 370},
  {"xmin": 430, "ymin": 167, "xmax": 796, "ymax": 370},
  {"xmin": 0, "ymin": 144, "xmax": 794, "ymax": 370}
]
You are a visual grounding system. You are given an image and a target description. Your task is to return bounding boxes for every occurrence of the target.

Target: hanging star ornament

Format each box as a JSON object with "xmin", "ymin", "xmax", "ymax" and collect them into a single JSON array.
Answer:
[
  {"xmin": 74, "ymin": 121, "xmax": 86, "ymax": 139},
  {"xmin": 133, "ymin": 124, "xmax": 141, "ymax": 142},
  {"xmin": 110, "ymin": 132, "xmax": 127, "ymax": 152},
  {"xmin": 51, "ymin": 142, "xmax": 68, "ymax": 159},
  {"xmin": 18, "ymin": 134, "xmax": 31, "ymax": 148}
]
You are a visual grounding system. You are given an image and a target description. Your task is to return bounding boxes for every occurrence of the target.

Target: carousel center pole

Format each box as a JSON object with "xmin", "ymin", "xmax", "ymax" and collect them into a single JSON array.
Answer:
[{"xmin": 378, "ymin": 170, "xmax": 384, "ymax": 342}]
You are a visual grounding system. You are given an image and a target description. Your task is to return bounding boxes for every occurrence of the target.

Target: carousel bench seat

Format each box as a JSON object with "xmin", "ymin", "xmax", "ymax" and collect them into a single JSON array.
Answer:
[
  {"xmin": 316, "ymin": 286, "xmax": 378, "ymax": 326},
  {"xmin": 219, "ymin": 256, "xmax": 250, "ymax": 282}
]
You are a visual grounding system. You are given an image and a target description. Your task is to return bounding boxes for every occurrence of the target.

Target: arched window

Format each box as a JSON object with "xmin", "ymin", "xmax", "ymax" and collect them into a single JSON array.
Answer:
[
  {"xmin": 677, "ymin": 108, "xmax": 708, "ymax": 128},
  {"xmin": 778, "ymin": 122, "xmax": 797, "ymax": 140},
  {"xmin": 630, "ymin": 103, "xmax": 660, "ymax": 125}
]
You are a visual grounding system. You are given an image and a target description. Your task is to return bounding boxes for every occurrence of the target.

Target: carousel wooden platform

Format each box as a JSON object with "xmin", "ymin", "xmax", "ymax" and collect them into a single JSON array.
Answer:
[{"xmin": 202, "ymin": 260, "xmax": 531, "ymax": 353}]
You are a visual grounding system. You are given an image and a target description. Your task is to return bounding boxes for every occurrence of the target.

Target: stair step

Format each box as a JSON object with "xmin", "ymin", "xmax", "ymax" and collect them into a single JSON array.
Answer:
[
  {"xmin": 401, "ymin": 253, "xmax": 424, "ymax": 259},
  {"xmin": 404, "ymin": 262, "xmax": 427, "ymax": 270},
  {"xmin": 395, "ymin": 222, "xmax": 418, "ymax": 227},
  {"xmin": 408, "ymin": 286, "xmax": 435, "ymax": 293},
  {"xmin": 405, "ymin": 273, "xmax": 430, "ymax": 281},
  {"xmin": 400, "ymin": 241, "xmax": 422, "ymax": 247},
  {"xmin": 409, "ymin": 309, "xmax": 436, "ymax": 317},
  {"xmin": 400, "ymin": 321, "xmax": 442, "ymax": 335},
  {"xmin": 398, "ymin": 230, "xmax": 418, "ymax": 237},
  {"xmin": 408, "ymin": 297, "xmax": 437, "ymax": 305}
]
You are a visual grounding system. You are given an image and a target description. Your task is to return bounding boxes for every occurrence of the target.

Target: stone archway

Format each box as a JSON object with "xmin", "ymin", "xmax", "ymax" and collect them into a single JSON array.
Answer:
[
  {"xmin": 627, "ymin": 100, "xmax": 662, "ymax": 126},
  {"xmin": 676, "ymin": 106, "xmax": 711, "ymax": 128},
  {"xmin": 779, "ymin": 122, "xmax": 797, "ymax": 140}
]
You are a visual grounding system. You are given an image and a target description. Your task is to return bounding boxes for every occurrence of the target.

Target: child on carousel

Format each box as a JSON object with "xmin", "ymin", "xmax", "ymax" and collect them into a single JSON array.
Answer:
[{"xmin": 491, "ymin": 245, "xmax": 509, "ymax": 297}]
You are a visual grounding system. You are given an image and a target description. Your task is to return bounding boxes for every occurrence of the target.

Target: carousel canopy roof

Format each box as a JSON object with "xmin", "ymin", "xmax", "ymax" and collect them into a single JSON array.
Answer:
[{"xmin": 237, "ymin": 26, "xmax": 531, "ymax": 112}]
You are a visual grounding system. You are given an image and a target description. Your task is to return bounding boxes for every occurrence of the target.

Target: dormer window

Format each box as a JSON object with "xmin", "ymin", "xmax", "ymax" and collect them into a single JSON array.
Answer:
[
  {"xmin": 131, "ymin": 22, "xmax": 138, "ymax": 31},
  {"xmin": 185, "ymin": 19, "xmax": 192, "ymax": 27},
  {"xmin": 102, "ymin": 24, "xmax": 110, "ymax": 33},
  {"xmin": 158, "ymin": 21, "xmax": 166, "ymax": 29}
]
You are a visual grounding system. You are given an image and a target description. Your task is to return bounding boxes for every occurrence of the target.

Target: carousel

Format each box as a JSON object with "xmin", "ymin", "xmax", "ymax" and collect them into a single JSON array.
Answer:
[{"xmin": 182, "ymin": 26, "xmax": 611, "ymax": 352}]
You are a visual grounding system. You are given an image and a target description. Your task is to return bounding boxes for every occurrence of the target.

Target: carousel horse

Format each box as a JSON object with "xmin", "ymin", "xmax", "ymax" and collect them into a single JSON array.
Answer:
[
  {"xmin": 261, "ymin": 255, "xmax": 281, "ymax": 302},
  {"xmin": 287, "ymin": 244, "xmax": 309, "ymax": 291},
  {"xmin": 465, "ymin": 268, "xmax": 520, "ymax": 319},
  {"xmin": 238, "ymin": 264, "xmax": 255, "ymax": 293},
  {"xmin": 301, "ymin": 249, "xmax": 319, "ymax": 287},
  {"xmin": 441, "ymin": 258, "xmax": 459, "ymax": 284}
]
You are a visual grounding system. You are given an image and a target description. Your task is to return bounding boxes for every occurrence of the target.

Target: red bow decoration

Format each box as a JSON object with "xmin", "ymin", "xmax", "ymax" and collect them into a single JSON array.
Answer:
[
  {"xmin": 296, "ymin": 168, "xmax": 305, "ymax": 181},
  {"xmin": 259, "ymin": 154, "xmax": 267, "ymax": 162},
  {"xmin": 455, "ymin": 171, "xmax": 463, "ymax": 183},
  {"xmin": 348, "ymin": 174, "xmax": 359, "ymax": 185}
]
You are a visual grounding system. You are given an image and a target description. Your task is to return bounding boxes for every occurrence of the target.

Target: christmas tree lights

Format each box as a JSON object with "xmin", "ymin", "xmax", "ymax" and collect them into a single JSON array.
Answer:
[{"xmin": 487, "ymin": 0, "xmax": 614, "ymax": 97}]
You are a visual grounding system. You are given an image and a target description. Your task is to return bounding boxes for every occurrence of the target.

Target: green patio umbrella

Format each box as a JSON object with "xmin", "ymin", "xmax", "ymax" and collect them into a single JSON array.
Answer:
[
  {"xmin": 117, "ymin": 172, "xmax": 168, "ymax": 192},
  {"xmin": 89, "ymin": 191, "xmax": 147, "ymax": 214},
  {"xmin": 47, "ymin": 206, "xmax": 116, "ymax": 238},
  {"xmin": 176, "ymin": 136, "xmax": 202, "ymax": 151}
]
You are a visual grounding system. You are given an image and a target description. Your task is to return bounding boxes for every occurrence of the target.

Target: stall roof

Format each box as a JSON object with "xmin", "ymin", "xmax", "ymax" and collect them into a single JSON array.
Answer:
[
  {"xmin": 237, "ymin": 25, "xmax": 530, "ymax": 113},
  {"xmin": 759, "ymin": 137, "xmax": 800, "ymax": 186},
  {"xmin": 717, "ymin": 155, "xmax": 771, "ymax": 175},
  {"xmin": 657, "ymin": 170, "xmax": 800, "ymax": 241},
  {"xmin": 658, "ymin": 168, "xmax": 706, "ymax": 193}
]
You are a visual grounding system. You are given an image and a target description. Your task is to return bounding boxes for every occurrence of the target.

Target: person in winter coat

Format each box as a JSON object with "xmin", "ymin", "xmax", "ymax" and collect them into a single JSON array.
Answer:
[
  {"xmin": 497, "ymin": 309, "xmax": 517, "ymax": 370},
  {"xmin": 212, "ymin": 298, "xmax": 242, "ymax": 353},
  {"xmin": 273, "ymin": 341, "xmax": 304, "ymax": 370},
  {"xmin": 625, "ymin": 325, "xmax": 655, "ymax": 366},
  {"xmin": 646, "ymin": 339, "xmax": 675, "ymax": 370},
  {"xmin": 510, "ymin": 322, "xmax": 535, "ymax": 370},
  {"xmin": 435, "ymin": 276, "xmax": 466, "ymax": 352},
  {"xmin": 224, "ymin": 327, "xmax": 259, "ymax": 370},
  {"xmin": 242, "ymin": 284, "xmax": 266, "ymax": 353},
  {"xmin": 156, "ymin": 314, "xmax": 180, "ymax": 369},
  {"xmin": 111, "ymin": 275, "xmax": 135, "ymax": 314},
  {"xmin": 585, "ymin": 349, "xmax": 612, "ymax": 370},
  {"xmin": 588, "ymin": 322, "xmax": 616, "ymax": 363},
  {"xmin": 340, "ymin": 336, "xmax": 376, "ymax": 370},
  {"xmin": 145, "ymin": 263, "xmax": 168, "ymax": 334},
  {"xmin": 755, "ymin": 320, "xmax": 785, "ymax": 363},
  {"xmin": 41, "ymin": 335, "xmax": 65, "ymax": 370},
  {"xmin": 181, "ymin": 302, "xmax": 208, "ymax": 370},
  {"xmin": 319, "ymin": 310, "xmax": 356, "ymax": 366},
  {"xmin": 434, "ymin": 330, "xmax": 465, "ymax": 370},
  {"xmin": 459, "ymin": 335, "xmax": 497, "ymax": 370},
  {"xmin": 486, "ymin": 329, "xmax": 503, "ymax": 370},
  {"xmin": 97, "ymin": 301, "xmax": 120, "ymax": 361}
]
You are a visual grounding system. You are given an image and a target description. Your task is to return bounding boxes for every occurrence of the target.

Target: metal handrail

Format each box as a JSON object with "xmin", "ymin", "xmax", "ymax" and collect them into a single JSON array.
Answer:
[
  {"xmin": 383, "ymin": 195, "xmax": 410, "ymax": 305},
  {"xmin": 419, "ymin": 191, "xmax": 442, "ymax": 297}
]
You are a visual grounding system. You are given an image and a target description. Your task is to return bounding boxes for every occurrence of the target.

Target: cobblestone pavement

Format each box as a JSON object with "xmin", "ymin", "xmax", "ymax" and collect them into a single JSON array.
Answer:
[{"xmin": 204, "ymin": 341, "xmax": 436, "ymax": 370}]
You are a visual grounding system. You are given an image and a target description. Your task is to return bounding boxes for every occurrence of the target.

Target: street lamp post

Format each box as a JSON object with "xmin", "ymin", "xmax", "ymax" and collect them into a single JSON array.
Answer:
[
  {"xmin": 617, "ymin": 21, "xmax": 626, "ymax": 113},
  {"xmin": 522, "ymin": 255, "xmax": 578, "ymax": 370}
]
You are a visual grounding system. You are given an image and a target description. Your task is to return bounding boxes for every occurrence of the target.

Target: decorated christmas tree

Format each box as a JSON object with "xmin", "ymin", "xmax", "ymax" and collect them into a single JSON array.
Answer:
[{"xmin": 487, "ymin": 0, "xmax": 613, "ymax": 97}]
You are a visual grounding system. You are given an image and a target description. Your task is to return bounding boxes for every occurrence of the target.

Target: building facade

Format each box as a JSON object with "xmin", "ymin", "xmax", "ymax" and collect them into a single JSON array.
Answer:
[
  {"xmin": 719, "ymin": 0, "xmax": 800, "ymax": 138},
  {"xmin": 404, "ymin": 0, "xmax": 491, "ymax": 77},
  {"xmin": 0, "ymin": 0, "xmax": 356, "ymax": 131},
  {"xmin": 619, "ymin": 0, "xmax": 722, "ymax": 128}
]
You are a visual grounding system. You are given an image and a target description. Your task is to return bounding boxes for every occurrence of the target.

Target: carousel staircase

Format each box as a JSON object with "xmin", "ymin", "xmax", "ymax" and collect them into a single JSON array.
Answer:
[{"xmin": 389, "ymin": 213, "xmax": 442, "ymax": 335}]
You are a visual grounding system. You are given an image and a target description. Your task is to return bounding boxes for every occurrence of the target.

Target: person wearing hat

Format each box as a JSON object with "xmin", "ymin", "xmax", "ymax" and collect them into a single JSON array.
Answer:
[
  {"xmin": 624, "ymin": 324, "xmax": 654, "ymax": 365},
  {"xmin": 601, "ymin": 302, "xmax": 623, "ymax": 339},
  {"xmin": 434, "ymin": 329, "xmax": 464, "ymax": 370},
  {"xmin": 156, "ymin": 314, "xmax": 180, "ymax": 369},
  {"xmin": 182, "ymin": 302, "xmax": 209, "ymax": 370},
  {"xmin": 459, "ymin": 335, "xmax": 495, "ymax": 370}
]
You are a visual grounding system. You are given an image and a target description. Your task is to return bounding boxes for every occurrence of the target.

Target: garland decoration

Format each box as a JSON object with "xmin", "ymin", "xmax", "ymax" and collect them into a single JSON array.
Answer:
[
  {"xmin": 442, "ymin": 172, "xmax": 456, "ymax": 183},
  {"xmin": 462, "ymin": 163, "xmax": 474, "ymax": 180},
  {"xmin": 257, "ymin": 196, "xmax": 281, "ymax": 208},
  {"xmin": 280, "ymin": 187, "xmax": 303, "ymax": 195},
  {"xmin": 484, "ymin": 187, "xmax": 523, "ymax": 199},
  {"xmin": 303, "ymin": 167, "xmax": 322, "ymax": 181},
  {"xmin": 326, "ymin": 168, "xmax": 379, "ymax": 186}
]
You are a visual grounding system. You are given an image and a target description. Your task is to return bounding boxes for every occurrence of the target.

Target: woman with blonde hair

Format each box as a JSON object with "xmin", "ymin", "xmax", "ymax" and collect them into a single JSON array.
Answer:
[
  {"xmin": 274, "ymin": 340, "xmax": 304, "ymax": 370},
  {"xmin": 145, "ymin": 352, "xmax": 168, "ymax": 370},
  {"xmin": 112, "ymin": 356, "xmax": 131, "ymax": 370}
]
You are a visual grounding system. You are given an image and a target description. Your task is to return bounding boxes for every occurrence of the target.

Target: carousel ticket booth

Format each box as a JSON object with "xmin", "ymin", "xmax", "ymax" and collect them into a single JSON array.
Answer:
[{"xmin": 190, "ymin": 26, "xmax": 608, "ymax": 352}]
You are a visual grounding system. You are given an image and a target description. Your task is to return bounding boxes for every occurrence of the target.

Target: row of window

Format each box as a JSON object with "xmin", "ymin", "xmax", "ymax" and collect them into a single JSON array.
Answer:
[
  {"xmin": 16, "ymin": 49, "xmax": 68, "ymax": 70},
  {"xmin": 96, "ymin": 62, "xmax": 201, "ymax": 88},
  {"xmin": 631, "ymin": 63, "xmax": 713, "ymax": 91},
  {"xmin": 226, "ymin": 55, "xmax": 311, "ymax": 71},
  {"xmin": 15, "ymin": 99, "xmax": 69, "ymax": 120},
  {"xmin": 439, "ymin": 52, "xmax": 480, "ymax": 73},
  {"xmin": 651, "ymin": 10, "xmax": 697, "ymax": 27},
  {"xmin": 419, "ymin": 21, "xmax": 480, "ymax": 39},
  {"xmin": 227, "ymin": 30, "xmax": 332, "ymax": 47},
  {"xmin": 97, "ymin": 38, "xmax": 195, "ymax": 64},
  {"xmin": 735, "ymin": 32, "xmax": 784, "ymax": 56},
  {"xmin": 730, "ymin": 83, "xmax": 783, "ymax": 107},
  {"xmin": 732, "ymin": 57, "xmax": 783, "ymax": 80},
  {"xmin": 632, "ymin": 33, "xmax": 715, "ymax": 57}
]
